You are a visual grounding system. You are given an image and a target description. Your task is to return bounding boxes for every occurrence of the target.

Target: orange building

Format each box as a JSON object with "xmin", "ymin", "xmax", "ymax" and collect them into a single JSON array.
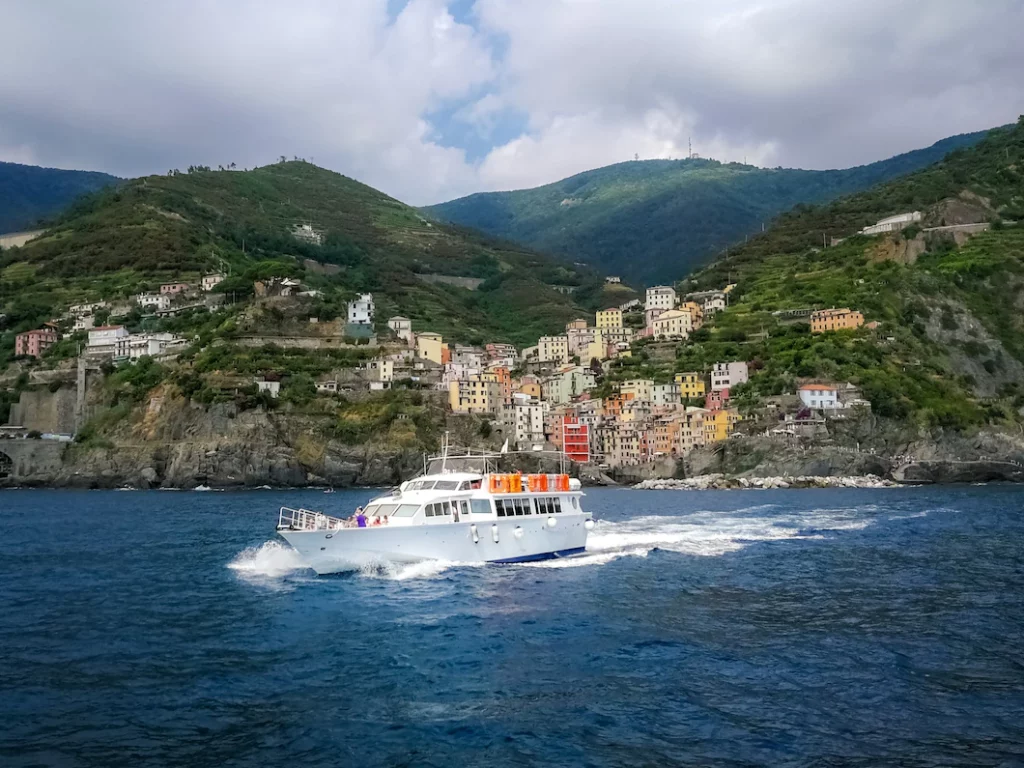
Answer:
[
  {"xmin": 810, "ymin": 308, "xmax": 864, "ymax": 334},
  {"xmin": 602, "ymin": 392, "xmax": 635, "ymax": 420},
  {"xmin": 488, "ymin": 365, "xmax": 513, "ymax": 404}
]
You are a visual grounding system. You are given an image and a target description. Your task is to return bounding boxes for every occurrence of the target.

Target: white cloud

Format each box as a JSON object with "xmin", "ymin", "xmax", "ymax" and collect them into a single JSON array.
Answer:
[{"xmin": 0, "ymin": 0, "xmax": 1022, "ymax": 204}]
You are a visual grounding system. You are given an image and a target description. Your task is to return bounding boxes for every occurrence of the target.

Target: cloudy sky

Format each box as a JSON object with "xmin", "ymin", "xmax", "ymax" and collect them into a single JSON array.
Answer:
[{"xmin": 1, "ymin": 0, "xmax": 1022, "ymax": 205}]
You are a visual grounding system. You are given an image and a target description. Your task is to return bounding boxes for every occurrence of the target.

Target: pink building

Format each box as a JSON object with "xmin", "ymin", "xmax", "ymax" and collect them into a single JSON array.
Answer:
[
  {"xmin": 160, "ymin": 283, "xmax": 190, "ymax": 295},
  {"xmin": 706, "ymin": 388, "xmax": 730, "ymax": 412},
  {"xmin": 15, "ymin": 328, "xmax": 59, "ymax": 359}
]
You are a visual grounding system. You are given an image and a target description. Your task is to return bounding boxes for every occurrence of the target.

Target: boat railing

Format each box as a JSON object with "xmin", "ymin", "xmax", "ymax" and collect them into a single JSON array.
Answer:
[{"xmin": 277, "ymin": 506, "xmax": 348, "ymax": 531}]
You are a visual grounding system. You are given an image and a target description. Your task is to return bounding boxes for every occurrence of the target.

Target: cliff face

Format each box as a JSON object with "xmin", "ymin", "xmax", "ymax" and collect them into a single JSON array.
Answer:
[
  {"xmin": 3, "ymin": 392, "xmax": 1023, "ymax": 489},
  {"xmin": 3, "ymin": 394, "xmax": 425, "ymax": 489}
]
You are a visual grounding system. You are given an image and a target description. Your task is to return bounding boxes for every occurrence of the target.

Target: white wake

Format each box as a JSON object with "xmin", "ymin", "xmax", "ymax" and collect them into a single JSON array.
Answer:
[
  {"xmin": 229, "ymin": 505, "xmax": 888, "ymax": 581},
  {"xmin": 522, "ymin": 506, "xmax": 875, "ymax": 569},
  {"xmin": 228, "ymin": 540, "xmax": 307, "ymax": 578}
]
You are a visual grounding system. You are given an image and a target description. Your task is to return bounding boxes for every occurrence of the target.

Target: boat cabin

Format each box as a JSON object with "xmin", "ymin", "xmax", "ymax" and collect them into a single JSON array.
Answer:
[{"xmin": 278, "ymin": 471, "xmax": 584, "ymax": 532}]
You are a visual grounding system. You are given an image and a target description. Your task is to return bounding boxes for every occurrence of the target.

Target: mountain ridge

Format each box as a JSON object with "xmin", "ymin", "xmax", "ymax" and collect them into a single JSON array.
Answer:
[
  {"xmin": 0, "ymin": 160, "xmax": 119, "ymax": 233},
  {"xmin": 424, "ymin": 129, "xmax": 996, "ymax": 285}
]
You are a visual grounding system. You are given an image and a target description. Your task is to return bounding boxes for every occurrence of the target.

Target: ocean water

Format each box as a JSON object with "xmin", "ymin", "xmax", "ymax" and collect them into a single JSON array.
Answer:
[{"xmin": 2, "ymin": 486, "xmax": 1024, "ymax": 767}]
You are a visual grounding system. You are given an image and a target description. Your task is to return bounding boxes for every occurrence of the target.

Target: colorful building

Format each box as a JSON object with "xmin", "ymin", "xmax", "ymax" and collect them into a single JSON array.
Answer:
[
  {"xmin": 449, "ymin": 375, "xmax": 501, "ymax": 415},
  {"xmin": 675, "ymin": 372, "xmax": 706, "ymax": 401},
  {"xmin": 703, "ymin": 408, "xmax": 740, "ymax": 444},
  {"xmin": 14, "ymin": 328, "xmax": 58, "ymax": 359},
  {"xmin": 810, "ymin": 308, "xmax": 865, "ymax": 333},
  {"xmin": 416, "ymin": 332, "xmax": 445, "ymax": 365},
  {"xmin": 595, "ymin": 308, "xmax": 623, "ymax": 330},
  {"xmin": 562, "ymin": 417, "xmax": 591, "ymax": 463}
]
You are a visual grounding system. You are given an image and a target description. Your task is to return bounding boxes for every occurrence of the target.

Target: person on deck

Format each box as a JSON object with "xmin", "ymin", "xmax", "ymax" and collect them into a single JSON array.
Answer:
[{"xmin": 355, "ymin": 507, "xmax": 367, "ymax": 528}]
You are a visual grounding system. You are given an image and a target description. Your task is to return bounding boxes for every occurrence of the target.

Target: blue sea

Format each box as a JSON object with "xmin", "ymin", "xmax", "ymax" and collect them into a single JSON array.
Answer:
[{"xmin": 2, "ymin": 486, "xmax": 1024, "ymax": 767}]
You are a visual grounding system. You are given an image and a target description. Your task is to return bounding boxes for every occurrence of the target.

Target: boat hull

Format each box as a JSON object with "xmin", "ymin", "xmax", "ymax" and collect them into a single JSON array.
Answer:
[{"xmin": 278, "ymin": 514, "xmax": 590, "ymax": 575}]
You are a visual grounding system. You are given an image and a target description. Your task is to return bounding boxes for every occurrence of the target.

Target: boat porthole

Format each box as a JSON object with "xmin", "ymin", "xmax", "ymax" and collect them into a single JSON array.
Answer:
[
  {"xmin": 325, "ymin": 534, "xmax": 333, "ymax": 539},
  {"xmin": 572, "ymin": 497, "xmax": 579, "ymax": 509},
  {"xmin": 320, "ymin": 547, "xmax": 326, "ymax": 551}
]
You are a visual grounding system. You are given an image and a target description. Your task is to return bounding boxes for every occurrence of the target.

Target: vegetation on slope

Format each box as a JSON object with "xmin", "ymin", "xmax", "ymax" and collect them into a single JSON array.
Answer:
[
  {"xmin": 0, "ymin": 161, "xmax": 118, "ymax": 232},
  {"xmin": 647, "ymin": 117, "xmax": 1024, "ymax": 429},
  {"xmin": 424, "ymin": 130, "xmax": 993, "ymax": 285},
  {"xmin": 0, "ymin": 161, "xmax": 619, "ymax": 357}
]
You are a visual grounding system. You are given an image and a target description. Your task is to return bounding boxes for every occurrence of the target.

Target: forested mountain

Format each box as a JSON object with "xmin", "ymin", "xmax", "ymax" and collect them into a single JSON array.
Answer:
[
  {"xmin": 424, "ymin": 129, "xmax": 994, "ymax": 285},
  {"xmin": 654, "ymin": 116, "xmax": 1024, "ymax": 429},
  {"xmin": 0, "ymin": 161, "xmax": 118, "ymax": 232},
  {"xmin": 0, "ymin": 161, "xmax": 625, "ymax": 356}
]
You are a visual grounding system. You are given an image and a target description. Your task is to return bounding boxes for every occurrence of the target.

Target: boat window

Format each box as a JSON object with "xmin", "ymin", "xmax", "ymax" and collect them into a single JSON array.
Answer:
[
  {"xmin": 375, "ymin": 504, "xmax": 399, "ymax": 517},
  {"xmin": 435, "ymin": 480, "xmax": 459, "ymax": 490},
  {"xmin": 513, "ymin": 498, "xmax": 531, "ymax": 516},
  {"xmin": 471, "ymin": 499, "xmax": 492, "ymax": 515},
  {"xmin": 456, "ymin": 481, "xmax": 469, "ymax": 490},
  {"xmin": 494, "ymin": 499, "xmax": 511, "ymax": 517},
  {"xmin": 442, "ymin": 501, "xmax": 452, "ymax": 516},
  {"xmin": 410, "ymin": 480, "xmax": 436, "ymax": 491},
  {"xmin": 392, "ymin": 504, "xmax": 420, "ymax": 517},
  {"xmin": 572, "ymin": 497, "xmax": 579, "ymax": 509},
  {"xmin": 362, "ymin": 505, "xmax": 379, "ymax": 516},
  {"xmin": 459, "ymin": 500, "xmax": 470, "ymax": 516}
]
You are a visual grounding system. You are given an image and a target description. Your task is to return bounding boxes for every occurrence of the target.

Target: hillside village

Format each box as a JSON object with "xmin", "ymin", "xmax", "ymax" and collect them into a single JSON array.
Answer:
[
  {"xmin": 5, "ymin": 256, "xmax": 872, "ymax": 474},
  {"xmin": 2, "ymin": 116, "xmax": 1023, "ymax": 486}
]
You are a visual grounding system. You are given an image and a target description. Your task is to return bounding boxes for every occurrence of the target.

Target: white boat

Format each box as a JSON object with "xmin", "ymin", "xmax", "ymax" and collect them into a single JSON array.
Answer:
[{"xmin": 275, "ymin": 451, "xmax": 593, "ymax": 575}]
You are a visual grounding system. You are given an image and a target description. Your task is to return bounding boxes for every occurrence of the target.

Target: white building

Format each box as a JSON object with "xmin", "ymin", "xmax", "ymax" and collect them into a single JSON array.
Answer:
[
  {"xmin": 711, "ymin": 361, "xmax": 749, "ymax": 391},
  {"xmin": 703, "ymin": 293, "xmax": 727, "ymax": 315},
  {"xmin": 256, "ymin": 379, "xmax": 281, "ymax": 398},
  {"xmin": 651, "ymin": 383, "xmax": 681, "ymax": 406},
  {"xmin": 69, "ymin": 301, "xmax": 107, "ymax": 317},
  {"xmin": 135, "ymin": 293, "xmax": 171, "ymax": 311},
  {"xmin": 645, "ymin": 285, "xmax": 677, "ymax": 312},
  {"xmin": 508, "ymin": 396, "xmax": 548, "ymax": 446},
  {"xmin": 86, "ymin": 325, "xmax": 130, "ymax": 357},
  {"xmin": 347, "ymin": 294, "xmax": 374, "ymax": 325},
  {"xmin": 860, "ymin": 211, "xmax": 922, "ymax": 236},
  {"xmin": 202, "ymin": 273, "xmax": 225, "ymax": 292},
  {"xmin": 651, "ymin": 308, "xmax": 692, "ymax": 340},
  {"xmin": 799, "ymin": 384, "xmax": 840, "ymax": 409},
  {"xmin": 538, "ymin": 335, "xmax": 570, "ymax": 365},
  {"xmin": 115, "ymin": 332, "xmax": 183, "ymax": 360},
  {"xmin": 73, "ymin": 315, "xmax": 95, "ymax": 331},
  {"xmin": 388, "ymin": 315, "xmax": 412, "ymax": 337}
]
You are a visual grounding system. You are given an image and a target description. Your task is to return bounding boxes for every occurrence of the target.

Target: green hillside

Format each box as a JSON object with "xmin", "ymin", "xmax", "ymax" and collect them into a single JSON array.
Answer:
[
  {"xmin": 424, "ymin": 130, "xmax": 993, "ymax": 285},
  {"xmin": 0, "ymin": 161, "xmax": 119, "ymax": 232},
  {"xmin": 641, "ymin": 117, "xmax": 1024, "ymax": 429},
  {"xmin": 0, "ymin": 161, "xmax": 621, "ymax": 359}
]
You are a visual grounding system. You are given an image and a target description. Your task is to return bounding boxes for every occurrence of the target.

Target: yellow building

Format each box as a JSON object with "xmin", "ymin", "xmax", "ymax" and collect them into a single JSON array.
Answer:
[
  {"xmin": 416, "ymin": 332, "xmax": 445, "ymax": 365},
  {"xmin": 675, "ymin": 372, "xmax": 706, "ymax": 401},
  {"xmin": 680, "ymin": 301, "xmax": 704, "ymax": 330},
  {"xmin": 703, "ymin": 408, "xmax": 740, "ymax": 444},
  {"xmin": 596, "ymin": 308, "xmax": 623, "ymax": 330},
  {"xmin": 517, "ymin": 380, "xmax": 542, "ymax": 399},
  {"xmin": 810, "ymin": 308, "xmax": 864, "ymax": 334},
  {"xmin": 449, "ymin": 375, "xmax": 501, "ymax": 415}
]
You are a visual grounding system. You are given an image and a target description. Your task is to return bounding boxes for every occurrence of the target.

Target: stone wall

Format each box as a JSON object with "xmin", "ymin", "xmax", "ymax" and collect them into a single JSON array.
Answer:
[{"xmin": 8, "ymin": 388, "xmax": 77, "ymax": 434}]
